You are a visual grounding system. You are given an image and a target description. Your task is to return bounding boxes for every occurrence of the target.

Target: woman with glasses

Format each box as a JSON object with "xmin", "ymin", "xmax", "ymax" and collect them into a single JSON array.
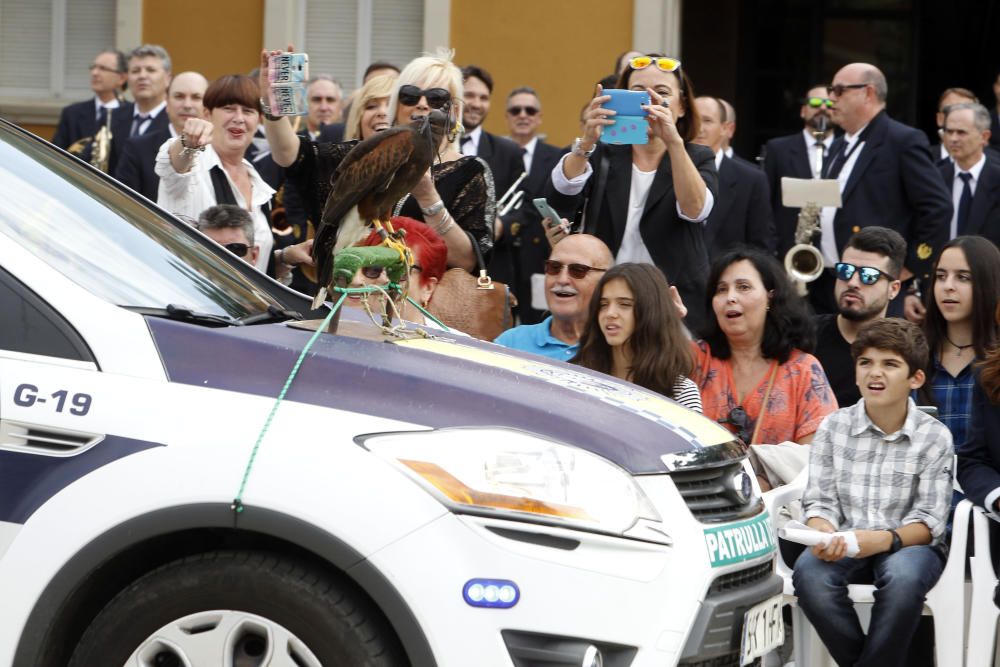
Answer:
[
  {"xmin": 693, "ymin": 247, "xmax": 837, "ymax": 486},
  {"xmin": 547, "ymin": 54, "xmax": 717, "ymax": 334},
  {"xmin": 572, "ymin": 263, "xmax": 702, "ymax": 411},
  {"xmin": 917, "ymin": 236, "xmax": 1000, "ymax": 459},
  {"xmin": 262, "ymin": 48, "xmax": 493, "ymax": 276}
]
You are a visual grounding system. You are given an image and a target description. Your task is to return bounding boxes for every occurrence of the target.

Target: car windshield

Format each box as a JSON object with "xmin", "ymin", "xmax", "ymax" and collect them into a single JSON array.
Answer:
[{"xmin": 0, "ymin": 123, "xmax": 282, "ymax": 320}]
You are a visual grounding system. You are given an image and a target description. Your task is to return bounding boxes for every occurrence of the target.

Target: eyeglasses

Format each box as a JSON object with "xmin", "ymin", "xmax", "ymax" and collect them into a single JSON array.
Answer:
[
  {"xmin": 827, "ymin": 83, "xmax": 869, "ymax": 97},
  {"xmin": 543, "ymin": 260, "xmax": 607, "ymax": 279},
  {"xmin": 628, "ymin": 56, "xmax": 682, "ymax": 73},
  {"xmin": 89, "ymin": 63, "xmax": 121, "ymax": 74},
  {"xmin": 225, "ymin": 243, "xmax": 250, "ymax": 258},
  {"xmin": 835, "ymin": 262, "xmax": 897, "ymax": 285},
  {"xmin": 398, "ymin": 85, "xmax": 452, "ymax": 110},
  {"xmin": 718, "ymin": 406, "xmax": 752, "ymax": 444},
  {"xmin": 806, "ymin": 97, "xmax": 834, "ymax": 109},
  {"xmin": 507, "ymin": 106, "xmax": 539, "ymax": 116}
]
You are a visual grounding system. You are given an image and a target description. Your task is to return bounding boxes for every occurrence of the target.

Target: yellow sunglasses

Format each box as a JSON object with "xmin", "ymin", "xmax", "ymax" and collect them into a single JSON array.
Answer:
[{"xmin": 628, "ymin": 56, "xmax": 682, "ymax": 73}]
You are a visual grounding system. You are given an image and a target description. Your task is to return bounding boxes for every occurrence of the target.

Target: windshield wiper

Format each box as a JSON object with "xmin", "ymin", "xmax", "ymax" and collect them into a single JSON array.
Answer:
[
  {"xmin": 237, "ymin": 305, "xmax": 304, "ymax": 325},
  {"xmin": 164, "ymin": 304, "xmax": 241, "ymax": 327}
]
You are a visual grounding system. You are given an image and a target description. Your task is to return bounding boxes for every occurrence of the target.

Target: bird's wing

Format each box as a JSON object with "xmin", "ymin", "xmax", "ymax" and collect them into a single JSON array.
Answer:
[{"xmin": 312, "ymin": 128, "xmax": 418, "ymax": 289}]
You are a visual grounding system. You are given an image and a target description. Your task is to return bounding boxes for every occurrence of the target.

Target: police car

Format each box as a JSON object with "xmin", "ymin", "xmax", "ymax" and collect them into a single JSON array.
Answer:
[{"xmin": 0, "ymin": 119, "xmax": 782, "ymax": 667}]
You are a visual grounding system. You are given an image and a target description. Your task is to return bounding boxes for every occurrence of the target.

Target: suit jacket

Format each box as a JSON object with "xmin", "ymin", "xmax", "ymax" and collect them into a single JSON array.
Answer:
[
  {"xmin": 546, "ymin": 142, "xmax": 718, "ymax": 334},
  {"xmin": 932, "ymin": 141, "xmax": 1000, "ymax": 166},
  {"xmin": 81, "ymin": 105, "xmax": 160, "ymax": 177},
  {"xmin": 475, "ymin": 130, "xmax": 525, "ymax": 199},
  {"xmin": 958, "ymin": 380, "xmax": 1000, "ymax": 511},
  {"xmin": 489, "ymin": 140, "xmax": 566, "ymax": 324},
  {"xmin": 52, "ymin": 98, "xmax": 103, "ymax": 150},
  {"xmin": 938, "ymin": 156, "xmax": 1000, "ymax": 246},
  {"xmin": 830, "ymin": 110, "xmax": 952, "ymax": 282},
  {"xmin": 318, "ymin": 123, "xmax": 345, "ymax": 143},
  {"xmin": 763, "ymin": 132, "xmax": 827, "ymax": 257},
  {"xmin": 705, "ymin": 154, "xmax": 775, "ymax": 258},
  {"xmin": 114, "ymin": 126, "xmax": 171, "ymax": 201}
]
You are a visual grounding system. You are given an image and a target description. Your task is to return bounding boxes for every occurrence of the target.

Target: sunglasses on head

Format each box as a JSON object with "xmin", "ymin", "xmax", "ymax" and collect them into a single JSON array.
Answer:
[
  {"xmin": 397, "ymin": 85, "xmax": 452, "ymax": 110},
  {"xmin": 225, "ymin": 243, "xmax": 250, "ymax": 257},
  {"xmin": 806, "ymin": 97, "xmax": 834, "ymax": 109},
  {"xmin": 628, "ymin": 56, "xmax": 682, "ymax": 73},
  {"xmin": 835, "ymin": 262, "xmax": 896, "ymax": 285},
  {"xmin": 827, "ymin": 82, "xmax": 869, "ymax": 97},
  {"xmin": 507, "ymin": 105, "xmax": 539, "ymax": 116},
  {"xmin": 543, "ymin": 260, "xmax": 607, "ymax": 280},
  {"xmin": 718, "ymin": 406, "xmax": 753, "ymax": 444}
]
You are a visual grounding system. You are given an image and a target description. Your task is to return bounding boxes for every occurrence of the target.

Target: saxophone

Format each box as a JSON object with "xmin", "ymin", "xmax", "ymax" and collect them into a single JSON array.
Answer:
[
  {"xmin": 89, "ymin": 107, "xmax": 113, "ymax": 173},
  {"xmin": 783, "ymin": 116, "xmax": 829, "ymax": 294}
]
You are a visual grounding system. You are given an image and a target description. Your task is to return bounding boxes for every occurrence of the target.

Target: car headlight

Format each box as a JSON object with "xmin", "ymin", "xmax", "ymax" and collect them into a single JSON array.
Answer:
[{"xmin": 360, "ymin": 428, "xmax": 660, "ymax": 537}]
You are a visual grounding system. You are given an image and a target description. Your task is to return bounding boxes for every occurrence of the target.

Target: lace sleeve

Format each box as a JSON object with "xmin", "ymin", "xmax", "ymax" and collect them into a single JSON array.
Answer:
[
  {"xmin": 285, "ymin": 139, "xmax": 357, "ymax": 228},
  {"xmin": 449, "ymin": 157, "xmax": 496, "ymax": 262}
]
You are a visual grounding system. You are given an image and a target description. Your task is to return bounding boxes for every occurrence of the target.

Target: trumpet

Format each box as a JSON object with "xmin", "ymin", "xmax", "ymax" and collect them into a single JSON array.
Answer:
[
  {"xmin": 497, "ymin": 171, "xmax": 527, "ymax": 217},
  {"xmin": 783, "ymin": 116, "xmax": 830, "ymax": 294}
]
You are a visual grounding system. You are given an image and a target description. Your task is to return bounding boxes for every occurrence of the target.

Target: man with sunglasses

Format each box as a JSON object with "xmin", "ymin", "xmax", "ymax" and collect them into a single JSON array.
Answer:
[
  {"xmin": 493, "ymin": 234, "xmax": 613, "ymax": 361},
  {"xmin": 196, "ymin": 204, "xmax": 261, "ymax": 267},
  {"xmin": 493, "ymin": 86, "xmax": 568, "ymax": 324},
  {"xmin": 763, "ymin": 85, "xmax": 837, "ymax": 259},
  {"xmin": 817, "ymin": 63, "xmax": 951, "ymax": 317},
  {"xmin": 813, "ymin": 226, "xmax": 906, "ymax": 406}
]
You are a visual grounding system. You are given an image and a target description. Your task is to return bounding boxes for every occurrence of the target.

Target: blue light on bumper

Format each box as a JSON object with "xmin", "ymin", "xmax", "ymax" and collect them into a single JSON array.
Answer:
[{"xmin": 463, "ymin": 579, "xmax": 520, "ymax": 608}]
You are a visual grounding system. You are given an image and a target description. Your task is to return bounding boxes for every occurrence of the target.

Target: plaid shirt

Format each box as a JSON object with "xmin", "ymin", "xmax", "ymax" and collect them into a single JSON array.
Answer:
[
  {"xmin": 802, "ymin": 398, "xmax": 953, "ymax": 543},
  {"xmin": 927, "ymin": 358, "xmax": 975, "ymax": 452}
]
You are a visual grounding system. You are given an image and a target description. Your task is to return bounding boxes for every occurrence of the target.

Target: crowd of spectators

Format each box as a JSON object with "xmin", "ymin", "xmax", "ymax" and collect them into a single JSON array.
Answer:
[{"xmin": 51, "ymin": 41, "xmax": 1000, "ymax": 665}]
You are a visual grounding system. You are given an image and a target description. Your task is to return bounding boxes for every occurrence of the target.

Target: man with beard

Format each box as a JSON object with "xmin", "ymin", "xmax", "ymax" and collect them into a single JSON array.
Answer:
[
  {"xmin": 459, "ymin": 65, "xmax": 525, "ymax": 198},
  {"xmin": 813, "ymin": 226, "xmax": 906, "ymax": 406}
]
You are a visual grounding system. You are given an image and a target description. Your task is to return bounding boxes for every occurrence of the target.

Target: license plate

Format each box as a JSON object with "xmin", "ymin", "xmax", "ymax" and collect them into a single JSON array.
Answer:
[{"xmin": 740, "ymin": 594, "xmax": 784, "ymax": 665}]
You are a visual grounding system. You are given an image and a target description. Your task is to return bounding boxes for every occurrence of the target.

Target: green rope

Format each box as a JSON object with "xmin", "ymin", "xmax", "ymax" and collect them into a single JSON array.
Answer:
[{"xmin": 404, "ymin": 296, "xmax": 448, "ymax": 330}]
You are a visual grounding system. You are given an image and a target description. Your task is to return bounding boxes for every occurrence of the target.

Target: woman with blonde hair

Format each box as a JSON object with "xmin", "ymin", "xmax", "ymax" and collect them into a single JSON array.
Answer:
[
  {"xmin": 343, "ymin": 73, "xmax": 396, "ymax": 141},
  {"xmin": 261, "ymin": 48, "xmax": 494, "ymax": 274}
]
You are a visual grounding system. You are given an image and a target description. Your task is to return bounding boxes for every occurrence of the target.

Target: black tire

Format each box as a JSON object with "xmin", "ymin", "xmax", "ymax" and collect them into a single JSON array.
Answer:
[{"xmin": 68, "ymin": 549, "xmax": 408, "ymax": 666}]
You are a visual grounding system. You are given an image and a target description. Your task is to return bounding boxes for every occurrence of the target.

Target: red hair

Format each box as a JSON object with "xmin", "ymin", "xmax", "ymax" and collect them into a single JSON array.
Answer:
[{"xmin": 361, "ymin": 216, "xmax": 447, "ymax": 284}]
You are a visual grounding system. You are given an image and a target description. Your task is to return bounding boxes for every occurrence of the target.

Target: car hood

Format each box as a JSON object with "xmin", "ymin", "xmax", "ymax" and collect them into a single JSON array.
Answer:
[{"xmin": 146, "ymin": 316, "xmax": 737, "ymax": 474}]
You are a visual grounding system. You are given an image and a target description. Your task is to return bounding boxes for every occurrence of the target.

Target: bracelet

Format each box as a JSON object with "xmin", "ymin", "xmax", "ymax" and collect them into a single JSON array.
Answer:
[
  {"xmin": 179, "ymin": 133, "xmax": 206, "ymax": 158},
  {"xmin": 276, "ymin": 247, "xmax": 294, "ymax": 268},
  {"xmin": 434, "ymin": 210, "xmax": 455, "ymax": 236},
  {"xmin": 259, "ymin": 97, "xmax": 282, "ymax": 122},
  {"xmin": 421, "ymin": 199, "xmax": 445, "ymax": 216},
  {"xmin": 571, "ymin": 137, "xmax": 597, "ymax": 158}
]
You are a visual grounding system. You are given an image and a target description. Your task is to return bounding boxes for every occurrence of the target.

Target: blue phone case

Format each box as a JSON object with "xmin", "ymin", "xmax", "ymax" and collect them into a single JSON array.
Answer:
[{"xmin": 601, "ymin": 89, "xmax": 650, "ymax": 145}]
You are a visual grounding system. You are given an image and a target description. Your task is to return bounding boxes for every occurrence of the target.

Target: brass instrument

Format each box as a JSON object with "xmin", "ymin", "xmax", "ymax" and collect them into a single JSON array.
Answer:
[
  {"xmin": 783, "ymin": 116, "xmax": 829, "ymax": 294},
  {"xmin": 497, "ymin": 171, "xmax": 527, "ymax": 216},
  {"xmin": 89, "ymin": 107, "xmax": 113, "ymax": 173}
]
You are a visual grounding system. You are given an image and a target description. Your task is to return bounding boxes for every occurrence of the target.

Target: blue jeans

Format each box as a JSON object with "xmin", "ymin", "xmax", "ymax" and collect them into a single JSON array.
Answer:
[{"xmin": 792, "ymin": 545, "xmax": 944, "ymax": 667}]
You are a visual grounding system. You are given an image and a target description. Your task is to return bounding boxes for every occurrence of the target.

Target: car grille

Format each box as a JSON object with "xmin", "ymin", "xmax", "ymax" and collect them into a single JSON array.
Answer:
[
  {"xmin": 709, "ymin": 562, "xmax": 774, "ymax": 595},
  {"xmin": 680, "ymin": 653, "xmax": 759, "ymax": 666},
  {"xmin": 669, "ymin": 460, "xmax": 763, "ymax": 523}
]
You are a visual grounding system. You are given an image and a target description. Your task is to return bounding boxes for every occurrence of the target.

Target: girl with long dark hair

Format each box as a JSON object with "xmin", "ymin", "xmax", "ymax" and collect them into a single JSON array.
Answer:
[{"xmin": 572, "ymin": 263, "xmax": 702, "ymax": 410}]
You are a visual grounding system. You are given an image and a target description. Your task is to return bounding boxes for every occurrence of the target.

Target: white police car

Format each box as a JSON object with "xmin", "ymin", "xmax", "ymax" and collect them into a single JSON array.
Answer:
[{"xmin": 0, "ymin": 119, "xmax": 782, "ymax": 667}]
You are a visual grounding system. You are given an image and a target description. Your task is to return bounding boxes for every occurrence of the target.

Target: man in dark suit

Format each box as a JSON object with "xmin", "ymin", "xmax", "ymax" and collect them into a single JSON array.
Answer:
[
  {"xmin": 938, "ymin": 103, "xmax": 1000, "ymax": 246},
  {"xmin": 694, "ymin": 97, "xmax": 775, "ymax": 258},
  {"xmin": 459, "ymin": 65, "xmax": 525, "ymax": 199},
  {"xmin": 822, "ymin": 63, "xmax": 952, "ymax": 319},
  {"xmin": 52, "ymin": 49, "xmax": 129, "ymax": 154},
  {"xmin": 763, "ymin": 85, "xmax": 836, "ymax": 258},
  {"xmin": 492, "ymin": 86, "xmax": 566, "ymax": 323},
  {"xmin": 115, "ymin": 72, "xmax": 207, "ymax": 201}
]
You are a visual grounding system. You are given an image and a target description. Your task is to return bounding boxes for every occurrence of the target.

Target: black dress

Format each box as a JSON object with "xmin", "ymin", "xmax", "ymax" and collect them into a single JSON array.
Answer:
[{"xmin": 286, "ymin": 139, "xmax": 495, "ymax": 265}]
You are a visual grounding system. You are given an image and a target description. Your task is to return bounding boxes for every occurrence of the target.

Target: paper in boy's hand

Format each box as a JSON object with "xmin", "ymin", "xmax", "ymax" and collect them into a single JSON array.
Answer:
[{"xmin": 778, "ymin": 520, "xmax": 861, "ymax": 557}]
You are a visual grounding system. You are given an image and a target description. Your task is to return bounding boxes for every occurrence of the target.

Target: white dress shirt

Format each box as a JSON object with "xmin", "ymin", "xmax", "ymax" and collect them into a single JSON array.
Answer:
[
  {"xmin": 133, "ymin": 100, "xmax": 167, "ymax": 136},
  {"xmin": 949, "ymin": 154, "xmax": 986, "ymax": 238},
  {"xmin": 819, "ymin": 122, "xmax": 869, "ymax": 266},
  {"xmin": 93, "ymin": 96, "xmax": 121, "ymax": 120},
  {"xmin": 460, "ymin": 126, "xmax": 482, "ymax": 157},
  {"xmin": 802, "ymin": 129, "xmax": 834, "ymax": 178},
  {"xmin": 155, "ymin": 139, "xmax": 276, "ymax": 272},
  {"xmin": 520, "ymin": 135, "xmax": 537, "ymax": 174}
]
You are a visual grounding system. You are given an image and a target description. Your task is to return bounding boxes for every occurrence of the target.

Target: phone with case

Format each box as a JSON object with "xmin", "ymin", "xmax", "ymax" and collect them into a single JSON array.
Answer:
[
  {"xmin": 600, "ymin": 89, "xmax": 650, "ymax": 145},
  {"xmin": 267, "ymin": 52, "xmax": 310, "ymax": 116},
  {"xmin": 532, "ymin": 198, "xmax": 564, "ymax": 227}
]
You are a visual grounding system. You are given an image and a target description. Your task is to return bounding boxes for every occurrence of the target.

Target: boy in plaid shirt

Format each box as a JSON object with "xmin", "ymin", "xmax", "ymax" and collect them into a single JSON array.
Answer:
[{"xmin": 792, "ymin": 318, "xmax": 952, "ymax": 667}]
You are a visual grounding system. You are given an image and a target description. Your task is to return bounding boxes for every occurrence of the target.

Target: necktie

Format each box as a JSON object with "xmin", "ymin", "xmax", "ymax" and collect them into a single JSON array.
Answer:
[
  {"xmin": 96, "ymin": 107, "xmax": 108, "ymax": 126},
  {"xmin": 130, "ymin": 113, "xmax": 150, "ymax": 137},
  {"xmin": 824, "ymin": 141, "xmax": 848, "ymax": 179},
  {"xmin": 957, "ymin": 172, "xmax": 973, "ymax": 235}
]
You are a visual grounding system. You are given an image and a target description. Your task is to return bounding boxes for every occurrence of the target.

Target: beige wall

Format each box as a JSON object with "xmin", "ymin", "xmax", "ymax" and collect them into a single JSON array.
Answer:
[{"xmin": 451, "ymin": 0, "xmax": 633, "ymax": 148}]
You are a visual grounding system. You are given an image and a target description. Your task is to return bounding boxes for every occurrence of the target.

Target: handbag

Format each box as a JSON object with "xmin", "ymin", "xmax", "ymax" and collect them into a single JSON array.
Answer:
[{"xmin": 426, "ymin": 231, "xmax": 516, "ymax": 340}]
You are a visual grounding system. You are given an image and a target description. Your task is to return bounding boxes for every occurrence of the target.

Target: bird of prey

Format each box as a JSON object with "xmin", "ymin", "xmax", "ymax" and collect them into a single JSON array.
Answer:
[{"xmin": 311, "ymin": 108, "xmax": 451, "ymax": 305}]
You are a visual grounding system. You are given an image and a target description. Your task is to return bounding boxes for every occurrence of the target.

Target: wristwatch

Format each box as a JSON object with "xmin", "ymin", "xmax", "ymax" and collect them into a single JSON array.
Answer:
[
  {"xmin": 571, "ymin": 137, "xmax": 596, "ymax": 158},
  {"xmin": 887, "ymin": 529, "xmax": 903, "ymax": 554}
]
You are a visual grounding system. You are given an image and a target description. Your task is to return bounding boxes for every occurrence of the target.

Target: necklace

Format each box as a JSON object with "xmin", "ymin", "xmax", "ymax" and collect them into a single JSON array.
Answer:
[{"xmin": 944, "ymin": 334, "xmax": 974, "ymax": 356}]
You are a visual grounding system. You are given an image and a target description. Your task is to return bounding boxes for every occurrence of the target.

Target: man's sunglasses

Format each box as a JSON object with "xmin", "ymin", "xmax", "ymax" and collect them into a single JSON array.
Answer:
[
  {"xmin": 718, "ymin": 406, "xmax": 752, "ymax": 444},
  {"xmin": 225, "ymin": 243, "xmax": 250, "ymax": 258},
  {"xmin": 507, "ymin": 105, "xmax": 539, "ymax": 116},
  {"xmin": 628, "ymin": 56, "xmax": 682, "ymax": 73},
  {"xmin": 806, "ymin": 97, "xmax": 834, "ymax": 109},
  {"xmin": 827, "ymin": 83, "xmax": 869, "ymax": 97},
  {"xmin": 398, "ymin": 85, "xmax": 452, "ymax": 110},
  {"xmin": 835, "ymin": 262, "xmax": 897, "ymax": 285},
  {"xmin": 543, "ymin": 260, "xmax": 607, "ymax": 280}
]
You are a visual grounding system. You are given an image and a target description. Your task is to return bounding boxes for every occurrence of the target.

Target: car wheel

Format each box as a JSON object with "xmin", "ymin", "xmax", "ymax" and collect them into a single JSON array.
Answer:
[{"xmin": 68, "ymin": 549, "xmax": 407, "ymax": 667}]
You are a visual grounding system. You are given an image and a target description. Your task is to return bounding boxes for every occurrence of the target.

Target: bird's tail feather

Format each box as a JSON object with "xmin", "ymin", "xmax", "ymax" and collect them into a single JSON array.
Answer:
[{"xmin": 333, "ymin": 206, "xmax": 368, "ymax": 254}]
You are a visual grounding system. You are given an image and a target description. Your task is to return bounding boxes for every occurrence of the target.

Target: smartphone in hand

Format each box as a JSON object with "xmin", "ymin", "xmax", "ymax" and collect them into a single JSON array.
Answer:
[
  {"xmin": 532, "ymin": 198, "xmax": 564, "ymax": 227},
  {"xmin": 600, "ymin": 89, "xmax": 650, "ymax": 145},
  {"xmin": 267, "ymin": 52, "xmax": 310, "ymax": 116}
]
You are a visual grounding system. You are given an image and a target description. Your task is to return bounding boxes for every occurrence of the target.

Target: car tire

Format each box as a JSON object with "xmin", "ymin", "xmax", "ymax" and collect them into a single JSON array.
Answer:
[{"xmin": 68, "ymin": 549, "xmax": 408, "ymax": 667}]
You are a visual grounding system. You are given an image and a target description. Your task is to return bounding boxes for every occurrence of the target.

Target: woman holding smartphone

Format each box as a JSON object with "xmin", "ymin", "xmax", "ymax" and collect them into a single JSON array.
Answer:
[
  {"xmin": 262, "ymin": 48, "xmax": 493, "ymax": 275},
  {"xmin": 546, "ymin": 55, "xmax": 717, "ymax": 334},
  {"xmin": 572, "ymin": 263, "xmax": 702, "ymax": 411}
]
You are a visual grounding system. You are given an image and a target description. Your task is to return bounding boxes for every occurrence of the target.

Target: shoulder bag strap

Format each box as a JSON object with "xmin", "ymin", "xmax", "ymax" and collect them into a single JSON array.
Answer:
[{"xmin": 750, "ymin": 361, "xmax": 779, "ymax": 444}]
